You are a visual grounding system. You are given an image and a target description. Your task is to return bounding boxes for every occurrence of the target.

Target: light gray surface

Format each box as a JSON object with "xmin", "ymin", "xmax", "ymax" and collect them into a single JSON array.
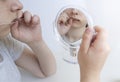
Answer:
[{"xmin": 20, "ymin": 0, "xmax": 120, "ymax": 82}]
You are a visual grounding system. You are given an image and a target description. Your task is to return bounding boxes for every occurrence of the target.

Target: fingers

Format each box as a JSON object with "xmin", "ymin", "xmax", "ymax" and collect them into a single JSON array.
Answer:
[
  {"xmin": 18, "ymin": 11, "xmax": 40, "ymax": 26},
  {"xmin": 92, "ymin": 26, "xmax": 108, "ymax": 49},
  {"xmin": 80, "ymin": 27, "xmax": 94, "ymax": 54},
  {"xmin": 58, "ymin": 13, "xmax": 72, "ymax": 35},
  {"xmin": 24, "ymin": 11, "xmax": 32, "ymax": 24},
  {"xmin": 94, "ymin": 26, "xmax": 107, "ymax": 41},
  {"xmin": 31, "ymin": 15, "xmax": 40, "ymax": 25},
  {"xmin": 10, "ymin": 21, "xmax": 19, "ymax": 38},
  {"xmin": 58, "ymin": 13, "xmax": 70, "ymax": 26}
]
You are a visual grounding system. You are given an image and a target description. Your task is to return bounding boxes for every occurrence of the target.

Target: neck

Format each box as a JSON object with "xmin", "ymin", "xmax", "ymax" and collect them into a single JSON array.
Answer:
[{"xmin": 0, "ymin": 25, "xmax": 10, "ymax": 38}]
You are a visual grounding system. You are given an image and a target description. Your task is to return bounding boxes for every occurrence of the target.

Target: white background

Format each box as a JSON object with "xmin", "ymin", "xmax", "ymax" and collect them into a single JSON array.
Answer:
[{"xmin": 20, "ymin": 0, "xmax": 120, "ymax": 82}]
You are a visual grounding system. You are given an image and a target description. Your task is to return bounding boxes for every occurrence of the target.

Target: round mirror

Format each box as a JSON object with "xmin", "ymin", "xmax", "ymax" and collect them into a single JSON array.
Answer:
[{"xmin": 54, "ymin": 5, "xmax": 93, "ymax": 64}]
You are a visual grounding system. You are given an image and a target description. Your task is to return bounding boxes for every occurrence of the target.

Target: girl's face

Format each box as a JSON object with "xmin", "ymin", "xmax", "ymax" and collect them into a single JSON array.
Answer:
[
  {"xmin": 57, "ymin": 8, "xmax": 88, "ymax": 42},
  {"xmin": 0, "ymin": 0, "xmax": 23, "ymax": 37},
  {"xmin": 57, "ymin": 8, "xmax": 87, "ymax": 29}
]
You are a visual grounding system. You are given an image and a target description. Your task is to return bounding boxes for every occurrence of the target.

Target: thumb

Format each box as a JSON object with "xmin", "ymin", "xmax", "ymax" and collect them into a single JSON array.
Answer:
[
  {"xmin": 10, "ymin": 21, "xmax": 19, "ymax": 38},
  {"xmin": 80, "ymin": 27, "xmax": 94, "ymax": 54}
]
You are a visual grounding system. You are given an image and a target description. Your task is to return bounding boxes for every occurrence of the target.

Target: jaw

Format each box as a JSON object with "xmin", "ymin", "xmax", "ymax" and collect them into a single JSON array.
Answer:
[{"xmin": 0, "ymin": 25, "xmax": 10, "ymax": 39}]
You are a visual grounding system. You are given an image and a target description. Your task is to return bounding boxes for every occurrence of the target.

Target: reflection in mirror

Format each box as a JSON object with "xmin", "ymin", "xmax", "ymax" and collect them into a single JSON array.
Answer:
[
  {"xmin": 57, "ymin": 8, "xmax": 88, "ymax": 43},
  {"xmin": 54, "ymin": 6, "xmax": 93, "ymax": 64}
]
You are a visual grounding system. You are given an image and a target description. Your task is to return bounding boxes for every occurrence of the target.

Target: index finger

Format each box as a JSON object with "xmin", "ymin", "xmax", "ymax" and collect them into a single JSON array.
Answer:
[
  {"xmin": 94, "ymin": 26, "xmax": 107, "ymax": 40},
  {"xmin": 92, "ymin": 26, "xmax": 108, "ymax": 48}
]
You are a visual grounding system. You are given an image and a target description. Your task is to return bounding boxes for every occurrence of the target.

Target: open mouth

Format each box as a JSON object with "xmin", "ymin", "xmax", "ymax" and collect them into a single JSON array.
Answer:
[
  {"xmin": 71, "ymin": 18, "xmax": 81, "ymax": 25},
  {"xmin": 72, "ymin": 18, "xmax": 80, "ymax": 22}
]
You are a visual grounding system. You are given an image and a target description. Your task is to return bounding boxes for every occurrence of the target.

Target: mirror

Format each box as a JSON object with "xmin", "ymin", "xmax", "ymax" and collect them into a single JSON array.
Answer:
[{"xmin": 54, "ymin": 5, "xmax": 93, "ymax": 64}]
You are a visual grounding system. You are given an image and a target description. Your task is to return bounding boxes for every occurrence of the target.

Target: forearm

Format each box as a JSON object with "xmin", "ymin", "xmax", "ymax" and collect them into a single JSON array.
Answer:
[
  {"xmin": 80, "ymin": 68, "xmax": 100, "ymax": 82},
  {"xmin": 28, "ymin": 40, "xmax": 56, "ymax": 77}
]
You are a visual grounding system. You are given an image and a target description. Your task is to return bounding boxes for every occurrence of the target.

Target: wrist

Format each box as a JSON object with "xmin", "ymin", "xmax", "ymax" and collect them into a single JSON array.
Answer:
[
  {"xmin": 26, "ymin": 38, "xmax": 44, "ymax": 45},
  {"xmin": 80, "ymin": 69, "xmax": 100, "ymax": 82},
  {"xmin": 27, "ymin": 39, "xmax": 44, "ymax": 48},
  {"xmin": 80, "ymin": 74, "xmax": 100, "ymax": 82}
]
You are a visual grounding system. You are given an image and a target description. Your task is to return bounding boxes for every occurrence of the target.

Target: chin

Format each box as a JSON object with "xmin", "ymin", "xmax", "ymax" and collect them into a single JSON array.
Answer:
[{"xmin": 72, "ymin": 25, "xmax": 80, "ymax": 28}]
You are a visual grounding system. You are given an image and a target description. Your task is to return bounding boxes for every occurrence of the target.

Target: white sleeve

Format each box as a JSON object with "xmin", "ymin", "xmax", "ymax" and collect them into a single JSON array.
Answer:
[{"xmin": 4, "ymin": 35, "xmax": 24, "ymax": 61}]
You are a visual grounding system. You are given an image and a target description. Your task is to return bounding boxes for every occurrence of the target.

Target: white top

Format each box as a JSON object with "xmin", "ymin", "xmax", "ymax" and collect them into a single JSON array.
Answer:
[{"xmin": 0, "ymin": 34, "xmax": 24, "ymax": 82}]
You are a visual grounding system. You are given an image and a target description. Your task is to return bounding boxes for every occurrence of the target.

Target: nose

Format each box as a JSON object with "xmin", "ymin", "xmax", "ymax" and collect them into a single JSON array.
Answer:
[{"xmin": 11, "ymin": 0, "xmax": 23, "ymax": 12}]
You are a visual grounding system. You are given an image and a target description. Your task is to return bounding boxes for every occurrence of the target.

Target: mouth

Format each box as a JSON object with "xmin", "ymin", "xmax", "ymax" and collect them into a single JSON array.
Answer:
[
  {"xmin": 0, "ymin": 19, "xmax": 17, "ymax": 26},
  {"xmin": 11, "ymin": 17, "xmax": 19, "ymax": 23},
  {"xmin": 0, "ymin": 13, "xmax": 21, "ymax": 26},
  {"xmin": 11, "ymin": 17, "xmax": 22, "ymax": 24},
  {"xmin": 72, "ymin": 18, "xmax": 81, "ymax": 24},
  {"xmin": 11, "ymin": 11, "xmax": 23, "ymax": 24}
]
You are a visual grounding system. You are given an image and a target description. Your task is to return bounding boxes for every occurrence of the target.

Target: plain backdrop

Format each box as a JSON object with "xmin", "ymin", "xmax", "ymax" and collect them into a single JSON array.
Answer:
[{"xmin": 19, "ymin": 0, "xmax": 120, "ymax": 82}]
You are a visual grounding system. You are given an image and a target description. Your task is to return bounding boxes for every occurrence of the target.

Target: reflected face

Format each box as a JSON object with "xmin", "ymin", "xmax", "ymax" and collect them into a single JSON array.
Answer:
[{"xmin": 57, "ymin": 8, "xmax": 88, "ymax": 42}]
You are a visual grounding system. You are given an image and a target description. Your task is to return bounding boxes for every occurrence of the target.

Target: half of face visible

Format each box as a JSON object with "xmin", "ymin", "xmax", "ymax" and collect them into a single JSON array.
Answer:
[{"xmin": 0, "ymin": 0, "xmax": 23, "ymax": 25}]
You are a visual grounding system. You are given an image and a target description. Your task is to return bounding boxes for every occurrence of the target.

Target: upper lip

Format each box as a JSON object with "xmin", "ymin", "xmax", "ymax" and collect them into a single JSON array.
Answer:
[{"xmin": 11, "ymin": 11, "xmax": 22, "ymax": 23}]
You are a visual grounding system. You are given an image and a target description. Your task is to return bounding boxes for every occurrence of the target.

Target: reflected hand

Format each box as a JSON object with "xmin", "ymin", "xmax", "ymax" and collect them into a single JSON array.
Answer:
[{"xmin": 57, "ymin": 13, "xmax": 72, "ymax": 35}]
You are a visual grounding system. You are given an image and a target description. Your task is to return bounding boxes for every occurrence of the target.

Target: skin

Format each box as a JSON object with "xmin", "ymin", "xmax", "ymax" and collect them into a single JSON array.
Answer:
[
  {"xmin": 57, "ymin": 8, "xmax": 87, "ymax": 42},
  {"xmin": 0, "ymin": 0, "xmax": 56, "ymax": 78},
  {"xmin": 0, "ymin": 0, "xmax": 111, "ymax": 81},
  {"xmin": 57, "ymin": 7, "xmax": 111, "ymax": 82},
  {"xmin": 78, "ymin": 26, "xmax": 111, "ymax": 82}
]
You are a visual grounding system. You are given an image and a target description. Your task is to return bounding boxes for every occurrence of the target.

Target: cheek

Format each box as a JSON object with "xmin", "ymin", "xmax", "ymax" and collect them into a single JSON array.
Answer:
[
  {"xmin": 0, "ymin": 14, "xmax": 9, "ymax": 24},
  {"xmin": 0, "ymin": 11, "xmax": 15, "ymax": 24},
  {"xmin": 0, "ymin": 13, "xmax": 7, "ymax": 24}
]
